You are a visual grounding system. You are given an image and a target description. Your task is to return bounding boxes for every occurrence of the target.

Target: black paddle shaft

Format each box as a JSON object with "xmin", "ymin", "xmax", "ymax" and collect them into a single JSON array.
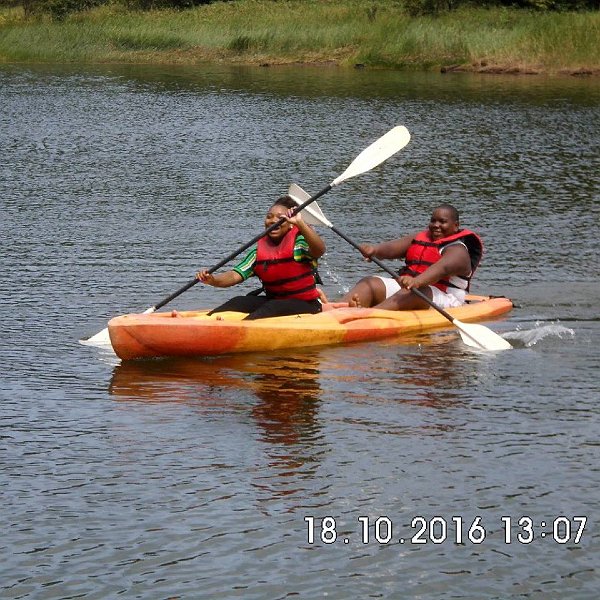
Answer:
[{"xmin": 152, "ymin": 184, "xmax": 333, "ymax": 311}]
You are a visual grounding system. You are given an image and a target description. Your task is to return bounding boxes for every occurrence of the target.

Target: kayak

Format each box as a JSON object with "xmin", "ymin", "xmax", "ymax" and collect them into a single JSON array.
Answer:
[{"xmin": 108, "ymin": 294, "xmax": 512, "ymax": 360}]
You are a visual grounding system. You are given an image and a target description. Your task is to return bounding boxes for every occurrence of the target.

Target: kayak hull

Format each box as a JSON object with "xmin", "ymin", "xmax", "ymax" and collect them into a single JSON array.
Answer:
[{"xmin": 108, "ymin": 295, "xmax": 513, "ymax": 360}]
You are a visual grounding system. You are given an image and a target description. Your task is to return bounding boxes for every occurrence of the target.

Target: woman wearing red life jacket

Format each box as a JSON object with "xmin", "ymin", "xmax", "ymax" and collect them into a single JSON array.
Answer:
[
  {"xmin": 342, "ymin": 204, "xmax": 483, "ymax": 311},
  {"xmin": 197, "ymin": 196, "xmax": 326, "ymax": 320}
]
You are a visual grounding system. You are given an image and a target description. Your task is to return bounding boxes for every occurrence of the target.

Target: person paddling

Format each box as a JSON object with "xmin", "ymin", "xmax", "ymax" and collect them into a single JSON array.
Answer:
[
  {"xmin": 343, "ymin": 204, "xmax": 483, "ymax": 310},
  {"xmin": 197, "ymin": 196, "xmax": 327, "ymax": 320}
]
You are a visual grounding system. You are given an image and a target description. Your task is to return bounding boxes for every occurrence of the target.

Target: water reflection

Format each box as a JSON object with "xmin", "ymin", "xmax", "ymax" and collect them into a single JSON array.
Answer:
[
  {"xmin": 244, "ymin": 353, "xmax": 324, "ymax": 503},
  {"xmin": 320, "ymin": 332, "xmax": 481, "ymax": 410},
  {"xmin": 391, "ymin": 336, "xmax": 477, "ymax": 409},
  {"xmin": 108, "ymin": 356, "xmax": 251, "ymax": 403},
  {"xmin": 248, "ymin": 354, "xmax": 322, "ymax": 446},
  {"xmin": 106, "ymin": 331, "xmax": 489, "ymax": 466},
  {"xmin": 3, "ymin": 63, "xmax": 599, "ymax": 106},
  {"xmin": 109, "ymin": 351, "xmax": 325, "ymax": 503},
  {"xmin": 109, "ymin": 352, "xmax": 323, "ymax": 442}
]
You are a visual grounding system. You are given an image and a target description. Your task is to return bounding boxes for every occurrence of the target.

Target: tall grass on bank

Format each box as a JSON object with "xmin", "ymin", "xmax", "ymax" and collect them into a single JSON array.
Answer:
[{"xmin": 0, "ymin": 0, "xmax": 598, "ymax": 73}]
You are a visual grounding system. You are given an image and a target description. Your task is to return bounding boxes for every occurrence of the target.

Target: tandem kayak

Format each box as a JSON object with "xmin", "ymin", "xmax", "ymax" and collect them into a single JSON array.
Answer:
[{"xmin": 107, "ymin": 294, "xmax": 512, "ymax": 360}]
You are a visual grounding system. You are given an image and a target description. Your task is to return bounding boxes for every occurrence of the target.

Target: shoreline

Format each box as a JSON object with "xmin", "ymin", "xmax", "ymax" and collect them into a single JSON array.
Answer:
[
  {"xmin": 1, "ymin": 2, "xmax": 599, "ymax": 77},
  {"xmin": 4, "ymin": 55, "xmax": 595, "ymax": 77},
  {"xmin": 253, "ymin": 60, "xmax": 600, "ymax": 77},
  {"xmin": 2, "ymin": 51, "xmax": 598, "ymax": 78}
]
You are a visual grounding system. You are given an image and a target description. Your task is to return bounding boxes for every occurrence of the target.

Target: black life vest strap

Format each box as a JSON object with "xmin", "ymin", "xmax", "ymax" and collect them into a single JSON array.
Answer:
[
  {"xmin": 413, "ymin": 239, "xmax": 438, "ymax": 248},
  {"xmin": 256, "ymin": 256, "xmax": 296, "ymax": 270},
  {"xmin": 405, "ymin": 259, "xmax": 435, "ymax": 268},
  {"xmin": 268, "ymin": 272, "xmax": 315, "ymax": 286},
  {"xmin": 266, "ymin": 282, "xmax": 318, "ymax": 299}
]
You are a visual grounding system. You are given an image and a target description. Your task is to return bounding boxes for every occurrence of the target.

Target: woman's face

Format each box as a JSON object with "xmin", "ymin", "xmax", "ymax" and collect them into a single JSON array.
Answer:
[
  {"xmin": 264, "ymin": 204, "xmax": 293, "ymax": 240},
  {"xmin": 428, "ymin": 207, "xmax": 459, "ymax": 240}
]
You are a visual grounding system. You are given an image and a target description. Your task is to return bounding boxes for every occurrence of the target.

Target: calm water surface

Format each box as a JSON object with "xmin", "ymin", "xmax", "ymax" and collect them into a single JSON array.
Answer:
[{"xmin": 1, "ymin": 63, "xmax": 599, "ymax": 599}]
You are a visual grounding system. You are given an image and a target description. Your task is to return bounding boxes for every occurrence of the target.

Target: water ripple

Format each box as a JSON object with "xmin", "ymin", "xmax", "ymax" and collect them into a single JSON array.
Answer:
[{"xmin": 1, "ymin": 63, "xmax": 599, "ymax": 599}]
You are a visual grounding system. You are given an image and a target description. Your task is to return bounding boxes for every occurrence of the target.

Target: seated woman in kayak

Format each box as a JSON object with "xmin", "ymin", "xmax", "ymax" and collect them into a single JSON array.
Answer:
[
  {"xmin": 197, "ymin": 196, "xmax": 326, "ymax": 320},
  {"xmin": 343, "ymin": 204, "xmax": 483, "ymax": 310}
]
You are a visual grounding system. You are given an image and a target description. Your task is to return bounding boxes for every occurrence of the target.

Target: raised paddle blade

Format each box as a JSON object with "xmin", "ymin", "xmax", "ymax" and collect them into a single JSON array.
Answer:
[
  {"xmin": 453, "ymin": 319, "xmax": 513, "ymax": 351},
  {"xmin": 287, "ymin": 184, "xmax": 333, "ymax": 228},
  {"xmin": 331, "ymin": 126, "xmax": 411, "ymax": 187}
]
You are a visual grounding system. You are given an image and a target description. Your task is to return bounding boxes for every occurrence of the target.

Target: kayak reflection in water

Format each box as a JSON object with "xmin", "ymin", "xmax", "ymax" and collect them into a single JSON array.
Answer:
[
  {"xmin": 197, "ymin": 196, "xmax": 327, "ymax": 320},
  {"xmin": 251, "ymin": 356, "xmax": 322, "ymax": 447},
  {"xmin": 343, "ymin": 204, "xmax": 483, "ymax": 311}
]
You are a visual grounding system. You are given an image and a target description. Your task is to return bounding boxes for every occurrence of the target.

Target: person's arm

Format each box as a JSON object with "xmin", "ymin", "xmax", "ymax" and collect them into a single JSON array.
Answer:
[
  {"xmin": 285, "ymin": 211, "xmax": 326, "ymax": 258},
  {"xmin": 197, "ymin": 248, "xmax": 256, "ymax": 287},
  {"xmin": 196, "ymin": 269, "xmax": 243, "ymax": 288},
  {"xmin": 399, "ymin": 244, "xmax": 471, "ymax": 290},
  {"xmin": 359, "ymin": 233, "xmax": 416, "ymax": 261}
]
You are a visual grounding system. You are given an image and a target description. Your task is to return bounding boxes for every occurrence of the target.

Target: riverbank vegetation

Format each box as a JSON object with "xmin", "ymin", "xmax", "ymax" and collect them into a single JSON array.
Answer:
[{"xmin": 0, "ymin": 0, "xmax": 598, "ymax": 75}]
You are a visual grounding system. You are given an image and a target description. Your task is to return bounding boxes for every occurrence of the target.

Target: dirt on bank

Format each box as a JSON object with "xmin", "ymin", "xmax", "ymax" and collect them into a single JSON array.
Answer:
[
  {"xmin": 207, "ymin": 53, "xmax": 600, "ymax": 77},
  {"xmin": 439, "ymin": 60, "xmax": 599, "ymax": 77}
]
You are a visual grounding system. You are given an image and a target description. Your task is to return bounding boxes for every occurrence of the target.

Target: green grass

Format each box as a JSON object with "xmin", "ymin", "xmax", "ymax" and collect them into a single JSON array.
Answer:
[{"xmin": 0, "ymin": 0, "xmax": 598, "ymax": 74}]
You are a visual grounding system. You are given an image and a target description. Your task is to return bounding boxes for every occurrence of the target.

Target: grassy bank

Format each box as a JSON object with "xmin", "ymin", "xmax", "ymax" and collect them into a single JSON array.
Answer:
[{"xmin": 1, "ymin": 0, "xmax": 599, "ymax": 75}]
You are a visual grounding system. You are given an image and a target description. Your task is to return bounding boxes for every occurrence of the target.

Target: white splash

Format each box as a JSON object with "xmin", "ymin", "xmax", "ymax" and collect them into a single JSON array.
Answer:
[{"xmin": 502, "ymin": 322, "xmax": 575, "ymax": 348}]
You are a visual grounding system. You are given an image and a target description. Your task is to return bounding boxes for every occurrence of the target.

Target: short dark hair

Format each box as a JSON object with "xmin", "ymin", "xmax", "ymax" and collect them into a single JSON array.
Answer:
[
  {"xmin": 273, "ymin": 195, "xmax": 297, "ymax": 210},
  {"xmin": 435, "ymin": 203, "xmax": 459, "ymax": 223}
]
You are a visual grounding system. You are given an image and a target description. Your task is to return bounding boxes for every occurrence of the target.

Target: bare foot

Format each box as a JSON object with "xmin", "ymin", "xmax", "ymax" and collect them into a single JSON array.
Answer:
[{"xmin": 348, "ymin": 294, "xmax": 362, "ymax": 308}]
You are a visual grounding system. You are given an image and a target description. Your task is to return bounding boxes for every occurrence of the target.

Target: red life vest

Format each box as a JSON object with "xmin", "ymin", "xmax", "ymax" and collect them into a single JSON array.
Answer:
[
  {"xmin": 254, "ymin": 228, "xmax": 320, "ymax": 301},
  {"xmin": 401, "ymin": 229, "xmax": 483, "ymax": 292}
]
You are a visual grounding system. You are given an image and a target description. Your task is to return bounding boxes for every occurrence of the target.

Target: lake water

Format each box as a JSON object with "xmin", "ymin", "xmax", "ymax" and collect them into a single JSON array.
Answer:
[{"xmin": 1, "ymin": 63, "xmax": 599, "ymax": 599}]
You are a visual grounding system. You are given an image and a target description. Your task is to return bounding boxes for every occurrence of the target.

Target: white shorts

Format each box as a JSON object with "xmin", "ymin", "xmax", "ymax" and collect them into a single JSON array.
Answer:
[{"xmin": 374, "ymin": 276, "xmax": 466, "ymax": 309}]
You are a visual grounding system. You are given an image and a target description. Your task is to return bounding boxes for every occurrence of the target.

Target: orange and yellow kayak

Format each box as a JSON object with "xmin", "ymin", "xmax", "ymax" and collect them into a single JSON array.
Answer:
[{"xmin": 108, "ymin": 294, "xmax": 512, "ymax": 360}]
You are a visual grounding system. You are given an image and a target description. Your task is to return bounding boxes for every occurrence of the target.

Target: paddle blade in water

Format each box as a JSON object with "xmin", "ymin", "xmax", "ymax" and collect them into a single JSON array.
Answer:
[
  {"xmin": 454, "ymin": 320, "xmax": 513, "ymax": 351},
  {"xmin": 331, "ymin": 126, "xmax": 411, "ymax": 187},
  {"xmin": 81, "ymin": 306, "xmax": 156, "ymax": 347},
  {"xmin": 80, "ymin": 327, "xmax": 112, "ymax": 346}
]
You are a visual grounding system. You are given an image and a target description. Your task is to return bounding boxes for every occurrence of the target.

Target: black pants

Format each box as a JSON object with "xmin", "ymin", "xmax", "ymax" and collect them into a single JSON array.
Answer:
[{"xmin": 207, "ymin": 296, "xmax": 322, "ymax": 320}]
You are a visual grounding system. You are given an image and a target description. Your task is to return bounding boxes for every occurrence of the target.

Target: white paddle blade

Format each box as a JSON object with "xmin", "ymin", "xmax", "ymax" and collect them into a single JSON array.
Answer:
[
  {"xmin": 331, "ymin": 126, "xmax": 411, "ymax": 187},
  {"xmin": 287, "ymin": 183, "xmax": 333, "ymax": 228},
  {"xmin": 288, "ymin": 182, "xmax": 310, "ymax": 201},
  {"xmin": 454, "ymin": 319, "xmax": 513, "ymax": 351},
  {"xmin": 80, "ymin": 327, "xmax": 111, "ymax": 346}
]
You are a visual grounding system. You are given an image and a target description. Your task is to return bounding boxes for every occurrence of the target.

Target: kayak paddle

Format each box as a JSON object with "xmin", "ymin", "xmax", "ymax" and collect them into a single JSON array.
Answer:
[
  {"xmin": 81, "ymin": 126, "xmax": 411, "ymax": 346},
  {"xmin": 288, "ymin": 184, "xmax": 512, "ymax": 352}
]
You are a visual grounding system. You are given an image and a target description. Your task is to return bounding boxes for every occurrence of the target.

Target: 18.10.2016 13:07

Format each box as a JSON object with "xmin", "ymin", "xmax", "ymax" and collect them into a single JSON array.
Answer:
[{"xmin": 303, "ymin": 515, "xmax": 588, "ymax": 546}]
